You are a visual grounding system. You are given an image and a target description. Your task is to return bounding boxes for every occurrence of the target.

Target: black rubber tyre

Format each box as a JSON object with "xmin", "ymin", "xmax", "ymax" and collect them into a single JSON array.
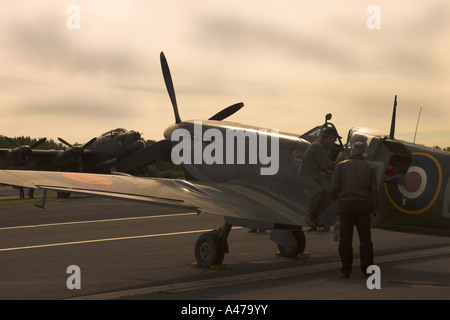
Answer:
[
  {"xmin": 194, "ymin": 231, "xmax": 225, "ymax": 267},
  {"xmin": 277, "ymin": 229, "xmax": 306, "ymax": 257}
]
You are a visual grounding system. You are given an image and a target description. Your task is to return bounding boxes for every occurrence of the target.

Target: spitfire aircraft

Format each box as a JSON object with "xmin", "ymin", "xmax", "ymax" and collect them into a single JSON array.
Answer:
[
  {"xmin": 0, "ymin": 53, "xmax": 448, "ymax": 268},
  {"xmin": 0, "ymin": 128, "xmax": 146, "ymax": 173}
]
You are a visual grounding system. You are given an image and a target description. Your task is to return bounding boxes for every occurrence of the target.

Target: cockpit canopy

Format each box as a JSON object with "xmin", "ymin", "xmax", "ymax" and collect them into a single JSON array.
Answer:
[
  {"xmin": 100, "ymin": 128, "xmax": 128, "ymax": 138},
  {"xmin": 346, "ymin": 127, "xmax": 388, "ymax": 160},
  {"xmin": 346, "ymin": 127, "xmax": 412, "ymax": 179}
]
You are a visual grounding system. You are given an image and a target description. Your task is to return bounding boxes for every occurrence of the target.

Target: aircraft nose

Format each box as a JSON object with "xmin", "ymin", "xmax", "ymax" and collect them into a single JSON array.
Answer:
[
  {"xmin": 126, "ymin": 131, "xmax": 141, "ymax": 142},
  {"xmin": 132, "ymin": 140, "xmax": 146, "ymax": 150},
  {"xmin": 135, "ymin": 131, "xmax": 141, "ymax": 140},
  {"xmin": 163, "ymin": 123, "xmax": 178, "ymax": 140}
]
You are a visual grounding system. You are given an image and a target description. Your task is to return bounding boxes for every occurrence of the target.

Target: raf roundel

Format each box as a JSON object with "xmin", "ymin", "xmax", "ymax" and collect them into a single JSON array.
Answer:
[
  {"xmin": 62, "ymin": 173, "xmax": 114, "ymax": 186},
  {"xmin": 400, "ymin": 166, "xmax": 427, "ymax": 199},
  {"xmin": 385, "ymin": 152, "xmax": 442, "ymax": 215}
]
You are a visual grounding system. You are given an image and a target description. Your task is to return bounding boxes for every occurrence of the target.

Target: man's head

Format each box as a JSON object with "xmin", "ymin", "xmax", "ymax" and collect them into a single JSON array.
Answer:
[
  {"xmin": 351, "ymin": 141, "xmax": 366, "ymax": 156},
  {"xmin": 320, "ymin": 127, "xmax": 340, "ymax": 147}
]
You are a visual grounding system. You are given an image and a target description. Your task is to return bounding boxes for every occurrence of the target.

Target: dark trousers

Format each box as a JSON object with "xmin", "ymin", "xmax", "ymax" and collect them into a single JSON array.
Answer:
[{"xmin": 338, "ymin": 199, "xmax": 373, "ymax": 277}]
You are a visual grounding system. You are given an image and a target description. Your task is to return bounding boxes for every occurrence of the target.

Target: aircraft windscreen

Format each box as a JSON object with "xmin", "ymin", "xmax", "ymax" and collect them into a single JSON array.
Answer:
[
  {"xmin": 101, "ymin": 128, "xmax": 128, "ymax": 137},
  {"xmin": 300, "ymin": 126, "xmax": 323, "ymax": 143},
  {"xmin": 347, "ymin": 128, "xmax": 386, "ymax": 159}
]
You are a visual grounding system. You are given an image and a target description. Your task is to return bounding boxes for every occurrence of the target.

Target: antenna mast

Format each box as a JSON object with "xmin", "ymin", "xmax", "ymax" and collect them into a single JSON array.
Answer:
[
  {"xmin": 413, "ymin": 106, "xmax": 422, "ymax": 144},
  {"xmin": 389, "ymin": 95, "xmax": 397, "ymax": 139}
]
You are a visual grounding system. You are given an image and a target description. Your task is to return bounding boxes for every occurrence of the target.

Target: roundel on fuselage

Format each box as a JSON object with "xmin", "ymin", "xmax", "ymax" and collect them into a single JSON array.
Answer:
[{"xmin": 385, "ymin": 152, "xmax": 442, "ymax": 215}]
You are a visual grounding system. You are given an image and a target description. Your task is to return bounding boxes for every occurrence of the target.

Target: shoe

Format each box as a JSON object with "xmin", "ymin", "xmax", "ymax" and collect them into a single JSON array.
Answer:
[
  {"xmin": 304, "ymin": 215, "xmax": 316, "ymax": 227},
  {"xmin": 339, "ymin": 273, "xmax": 350, "ymax": 279},
  {"xmin": 313, "ymin": 216, "xmax": 322, "ymax": 227}
]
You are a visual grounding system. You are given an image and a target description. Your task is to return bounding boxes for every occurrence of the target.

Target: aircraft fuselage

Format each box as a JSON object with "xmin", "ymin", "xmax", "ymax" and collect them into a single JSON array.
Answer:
[{"xmin": 166, "ymin": 119, "xmax": 310, "ymax": 184}]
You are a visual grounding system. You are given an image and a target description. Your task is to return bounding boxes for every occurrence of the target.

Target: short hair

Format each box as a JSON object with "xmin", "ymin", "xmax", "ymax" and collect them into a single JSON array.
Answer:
[{"xmin": 352, "ymin": 141, "xmax": 366, "ymax": 155}]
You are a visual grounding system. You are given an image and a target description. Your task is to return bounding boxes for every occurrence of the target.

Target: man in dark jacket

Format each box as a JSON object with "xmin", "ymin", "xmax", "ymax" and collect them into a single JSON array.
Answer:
[{"xmin": 331, "ymin": 141, "xmax": 379, "ymax": 279}]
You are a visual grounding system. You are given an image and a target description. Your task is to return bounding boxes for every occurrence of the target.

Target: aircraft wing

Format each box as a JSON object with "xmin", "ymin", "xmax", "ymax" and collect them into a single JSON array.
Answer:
[
  {"xmin": 0, "ymin": 170, "xmax": 306, "ymax": 228},
  {"xmin": 0, "ymin": 149, "xmax": 59, "ymax": 161},
  {"xmin": 0, "ymin": 149, "xmax": 66, "ymax": 171}
]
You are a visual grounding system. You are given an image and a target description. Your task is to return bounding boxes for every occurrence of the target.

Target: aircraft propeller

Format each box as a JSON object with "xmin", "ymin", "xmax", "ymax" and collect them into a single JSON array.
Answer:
[
  {"xmin": 160, "ymin": 52, "xmax": 244, "ymax": 123},
  {"xmin": 5, "ymin": 137, "xmax": 47, "ymax": 169},
  {"xmin": 58, "ymin": 137, "xmax": 97, "ymax": 172},
  {"xmin": 115, "ymin": 52, "xmax": 244, "ymax": 173}
]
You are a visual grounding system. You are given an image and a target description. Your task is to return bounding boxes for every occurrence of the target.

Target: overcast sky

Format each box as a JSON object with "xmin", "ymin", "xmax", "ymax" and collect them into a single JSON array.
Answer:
[{"xmin": 1, "ymin": 1, "xmax": 449, "ymax": 148}]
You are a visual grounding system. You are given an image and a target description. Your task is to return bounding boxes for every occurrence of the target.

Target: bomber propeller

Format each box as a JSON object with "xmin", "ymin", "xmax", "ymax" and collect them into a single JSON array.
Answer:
[
  {"xmin": 5, "ymin": 137, "xmax": 47, "ymax": 169},
  {"xmin": 115, "ymin": 52, "xmax": 244, "ymax": 173},
  {"xmin": 58, "ymin": 137, "xmax": 97, "ymax": 172}
]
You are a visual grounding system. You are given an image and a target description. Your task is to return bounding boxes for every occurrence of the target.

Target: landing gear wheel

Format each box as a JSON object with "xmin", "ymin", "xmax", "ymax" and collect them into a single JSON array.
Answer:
[
  {"xmin": 195, "ymin": 231, "xmax": 225, "ymax": 267},
  {"xmin": 277, "ymin": 229, "xmax": 306, "ymax": 257}
]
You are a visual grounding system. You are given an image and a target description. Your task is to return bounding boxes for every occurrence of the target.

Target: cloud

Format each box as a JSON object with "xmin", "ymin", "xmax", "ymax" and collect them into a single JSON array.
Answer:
[
  {"xmin": 192, "ymin": 14, "xmax": 360, "ymax": 71},
  {"xmin": 12, "ymin": 97, "xmax": 132, "ymax": 118},
  {"xmin": 1, "ymin": 6, "xmax": 157, "ymax": 79}
]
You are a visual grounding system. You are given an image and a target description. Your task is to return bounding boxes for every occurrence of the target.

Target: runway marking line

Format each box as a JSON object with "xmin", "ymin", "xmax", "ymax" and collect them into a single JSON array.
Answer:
[
  {"xmin": 0, "ymin": 212, "xmax": 197, "ymax": 230},
  {"xmin": 0, "ymin": 227, "xmax": 242, "ymax": 252}
]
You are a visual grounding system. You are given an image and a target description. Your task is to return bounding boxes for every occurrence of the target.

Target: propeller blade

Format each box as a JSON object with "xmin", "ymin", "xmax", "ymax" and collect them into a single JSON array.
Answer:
[
  {"xmin": 30, "ymin": 138, "xmax": 47, "ymax": 149},
  {"xmin": 58, "ymin": 137, "xmax": 73, "ymax": 148},
  {"xmin": 5, "ymin": 137, "xmax": 21, "ymax": 148},
  {"xmin": 83, "ymin": 137, "xmax": 97, "ymax": 149},
  {"xmin": 208, "ymin": 102, "xmax": 244, "ymax": 121},
  {"xmin": 160, "ymin": 52, "xmax": 181, "ymax": 124},
  {"xmin": 115, "ymin": 139, "xmax": 172, "ymax": 173}
]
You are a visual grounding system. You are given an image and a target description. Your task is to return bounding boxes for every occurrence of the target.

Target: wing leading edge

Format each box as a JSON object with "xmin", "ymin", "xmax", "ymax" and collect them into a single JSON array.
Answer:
[{"xmin": 0, "ymin": 170, "xmax": 306, "ymax": 228}]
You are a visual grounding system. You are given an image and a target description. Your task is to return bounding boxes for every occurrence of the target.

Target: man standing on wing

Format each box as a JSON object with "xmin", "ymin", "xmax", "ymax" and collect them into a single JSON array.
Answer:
[{"xmin": 298, "ymin": 127, "xmax": 340, "ymax": 229}]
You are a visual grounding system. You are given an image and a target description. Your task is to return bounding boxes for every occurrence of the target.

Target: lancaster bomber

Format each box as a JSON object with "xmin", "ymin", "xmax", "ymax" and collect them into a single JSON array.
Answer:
[{"xmin": 0, "ymin": 128, "xmax": 146, "ymax": 173}]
